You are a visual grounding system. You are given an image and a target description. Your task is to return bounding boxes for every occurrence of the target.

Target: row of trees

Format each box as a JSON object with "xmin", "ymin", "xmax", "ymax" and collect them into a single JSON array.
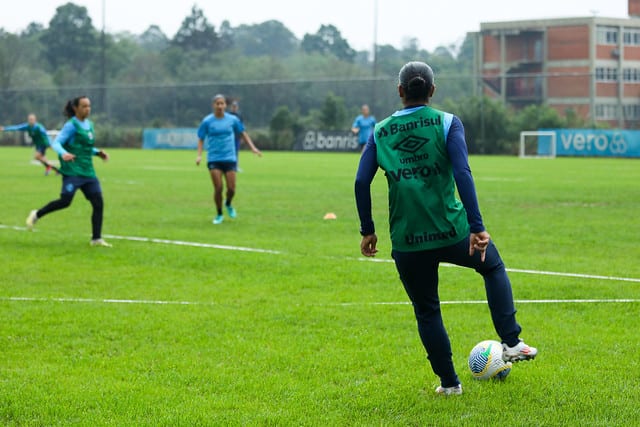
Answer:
[{"xmin": 0, "ymin": 2, "xmax": 583, "ymax": 153}]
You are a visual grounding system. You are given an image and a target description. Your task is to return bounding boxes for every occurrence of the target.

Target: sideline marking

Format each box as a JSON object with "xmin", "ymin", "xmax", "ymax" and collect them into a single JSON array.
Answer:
[
  {"xmin": 102, "ymin": 234, "xmax": 282, "ymax": 254},
  {"xmin": 1, "ymin": 296, "xmax": 639, "ymax": 307},
  {"xmin": 2, "ymin": 224, "xmax": 639, "ymax": 283}
]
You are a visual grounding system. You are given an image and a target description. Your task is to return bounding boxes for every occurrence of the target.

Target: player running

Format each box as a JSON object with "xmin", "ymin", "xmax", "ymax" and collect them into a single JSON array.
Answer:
[
  {"xmin": 0, "ymin": 114, "xmax": 56, "ymax": 175},
  {"xmin": 25, "ymin": 96, "xmax": 112, "ymax": 247},
  {"xmin": 196, "ymin": 94, "xmax": 261, "ymax": 225},
  {"xmin": 354, "ymin": 61, "xmax": 537, "ymax": 396},
  {"xmin": 351, "ymin": 104, "xmax": 376, "ymax": 152}
]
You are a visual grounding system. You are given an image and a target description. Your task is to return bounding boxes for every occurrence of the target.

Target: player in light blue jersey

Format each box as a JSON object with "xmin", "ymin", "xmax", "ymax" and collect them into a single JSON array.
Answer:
[
  {"xmin": 196, "ymin": 94, "xmax": 261, "ymax": 224},
  {"xmin": 0, "ymin": 113, "xmax": 55, "ymax": 175},
  {"xmin": 351, "ymin": 104, "xmax": 376, "ymax": 152}
]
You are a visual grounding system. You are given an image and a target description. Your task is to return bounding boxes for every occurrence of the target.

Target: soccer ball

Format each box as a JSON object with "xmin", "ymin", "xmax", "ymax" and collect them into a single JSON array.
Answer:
[{"xmin": 468, "ymin": 340, "xmax": 512, "ymax": 380}]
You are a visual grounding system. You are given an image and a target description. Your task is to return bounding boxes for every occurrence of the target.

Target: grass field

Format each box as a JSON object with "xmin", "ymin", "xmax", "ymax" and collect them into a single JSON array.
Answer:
[{"xmin": 1, "ymin": 147, "xmax": 639, "ymax": 426}]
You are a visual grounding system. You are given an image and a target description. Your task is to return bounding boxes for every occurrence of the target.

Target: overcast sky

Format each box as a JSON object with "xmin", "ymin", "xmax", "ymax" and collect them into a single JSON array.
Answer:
[{"xmin": 0, "ymin": 0, "xmax": 630, "ymax": 51}]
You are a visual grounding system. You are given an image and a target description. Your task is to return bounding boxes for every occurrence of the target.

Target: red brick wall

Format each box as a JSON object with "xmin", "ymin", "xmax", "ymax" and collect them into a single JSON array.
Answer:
[
  {"xmin": 630, "ymin": 0, "xmax": 640, "ymax": 16},
  {"xmin": 596, "ymin": 82, "xmax": 619, "ymax": 97},
  {"xmin": 547, "ymin": 66, "xmax": 591, "ymax": 97},
  {"xmin": 483, "ymin": 34, "xmax": 500, "ymax": 62},
  {"xmin": 597, "ymin": 45, "xmax": 619, "ymax": 60},
  {"xmin": 548, "ymin": 26, "xmax": 590, "ymax": 60},
  {"xmin": 624, "ymin": 83, "xmax": 640, "ymax": 97},
  {"xmin": 623, "ymin": 46, "xmax": 640, "ymax": 60}
]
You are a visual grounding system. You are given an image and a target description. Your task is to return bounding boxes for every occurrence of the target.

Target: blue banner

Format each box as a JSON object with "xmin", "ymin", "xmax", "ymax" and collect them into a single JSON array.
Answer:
[
  {"xmin": 544, "ymin": 129, "xmax": 640, "ymax": 158},
  {"xmin": 143, "ymin": 128, "xmax": 198, "ymax": 150}
]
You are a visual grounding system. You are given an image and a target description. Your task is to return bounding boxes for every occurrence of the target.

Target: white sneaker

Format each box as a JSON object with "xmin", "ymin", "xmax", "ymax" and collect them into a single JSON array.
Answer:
[
  {"xmin": 90, "ymin": 238, "xmax": 112, "ymax": 247},
  {"xmin": 503, "ymin": 340, "xmax": 537, "ymax": 362},
  {"xmin": 26, "ymin": 210, "xmax": 38, "ymax": 230},
  {"xmin": 435, "ymin": 384, "xmax": 463, "ymax": 396}
]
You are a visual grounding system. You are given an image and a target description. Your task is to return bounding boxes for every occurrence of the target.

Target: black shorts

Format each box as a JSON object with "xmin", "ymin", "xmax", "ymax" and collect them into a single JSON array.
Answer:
[
  {"xmin": 61, "ymin": 176, "xmax": 102, "ymax": 198},
  {"xmin": 207, "ymin": 161, "xmax": 237, "ymax": 173}
]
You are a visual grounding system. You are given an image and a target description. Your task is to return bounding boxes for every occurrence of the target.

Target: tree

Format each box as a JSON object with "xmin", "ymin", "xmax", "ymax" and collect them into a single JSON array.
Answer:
[
  {"xmin": 21, "ymin": 22, "xmax": 45, "ymax": 39},
  {"xmin": 172, "ymin": 5, "xmax": 218, "ymax": 51},
  {"xmin": 218, "ymin": 20, "xmax": 234, "ymax": 51},
  {"xmin": 0, "ymin": 31, "xmax": 20, "ymax": 88},
  {"xmin": 301, "ymin": 25, "xmax": 356, "ymax": 62},
  {"xmin": 234, "ymin": 20, "xmax": 298, "ymax": 57},
  {"xmin": 442, "ymin": 96, "xmax": 516, "ymax": 154},
  {"xmin": 41, "ymin": 2, "xmax": 97, "ymax": 72},
  {"xmin": 320, "ymin": 92, "xmax": 348, "ymax": 130},
  {"xmin": 138, "ymin": 25, "xmax": 169, "ymax": 52}
]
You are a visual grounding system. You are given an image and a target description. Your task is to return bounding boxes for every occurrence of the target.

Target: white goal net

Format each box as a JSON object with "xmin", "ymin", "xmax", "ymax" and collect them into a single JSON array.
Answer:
[{"xmin": 519, "ymin": 131, "xmax": 557, "ymax": 158}]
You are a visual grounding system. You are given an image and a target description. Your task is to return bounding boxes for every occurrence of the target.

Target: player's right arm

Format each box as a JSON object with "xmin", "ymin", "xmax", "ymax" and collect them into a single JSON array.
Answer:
[
  {"xmin": 0, "ymin": 123, "xmax": 28, "ymax": 132},
  {"xmin": 196, "ymin": 139, "xmax": 204, "ymax": 165},
  {"xmin": 355, "ymin": 134, "xmax": 379, "ymax": 257},
  {"xmin": 50, "ymin": 122, "xmax": 76, "ymax": 162},
  {"xmin": 196, "ymin": 118, "xmax": 208, "ymax": 165}
]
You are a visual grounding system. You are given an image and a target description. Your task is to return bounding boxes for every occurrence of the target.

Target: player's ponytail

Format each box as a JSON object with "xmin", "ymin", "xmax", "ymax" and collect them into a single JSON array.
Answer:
[
  {"xmin": 399, "ymin": 61, "xmax": 434, "ymax": 102},
  {"xmin": 63, "ymin": 96, "xmax": 88, "ymax": 119}
]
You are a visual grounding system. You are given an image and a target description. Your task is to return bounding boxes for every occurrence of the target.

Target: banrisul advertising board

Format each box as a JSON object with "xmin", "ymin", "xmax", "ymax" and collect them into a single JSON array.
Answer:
[{"xmin": 294, "ymin": 130, "xmax": 359, "ymax": 152}]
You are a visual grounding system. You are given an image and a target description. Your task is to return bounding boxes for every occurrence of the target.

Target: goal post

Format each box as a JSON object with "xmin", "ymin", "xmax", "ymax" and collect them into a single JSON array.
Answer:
[{"xmin": 519, "ymin": 131, "xmax": 557, "ymax": 158}]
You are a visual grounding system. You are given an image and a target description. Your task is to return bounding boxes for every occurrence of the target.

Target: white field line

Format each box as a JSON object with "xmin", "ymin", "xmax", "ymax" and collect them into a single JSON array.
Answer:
[
  {"xmin": 2, "ymin": 224, "xmax": 639, "ymax": 283},
  {"xmin": 102, "ymin": 234, "xmax": 282, "ymax": 254},
  {"xmin": 1, "ymin": 296, "xmax": 639, "ymax": 307}
]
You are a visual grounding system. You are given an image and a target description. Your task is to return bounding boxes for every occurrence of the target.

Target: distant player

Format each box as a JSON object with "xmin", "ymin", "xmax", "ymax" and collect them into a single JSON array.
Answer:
[
  {"xmin": 196, "ymin": 94, "xmax": 261, "ymax": 225},
  {"xmin": 355, "ymin": 61, "xmax": 537, "ymax": 396},
  {"xmin": 0, "ymin": 114, "xmax": 55, "ymax": 175},
  {"xmin": 228, "ymin": 100, "xmax": 244, "ymax": 171},
  {"xmin": 351, "ymin": 104, "xmax": 376, "ymax": 152},
  {"xmin": 26, "ymin": 96, "xmax": 112, "ymax": 247}
]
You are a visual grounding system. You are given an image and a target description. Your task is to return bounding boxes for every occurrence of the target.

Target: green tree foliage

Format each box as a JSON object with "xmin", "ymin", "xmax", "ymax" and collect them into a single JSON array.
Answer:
[
  {"xmin": 442, "ymin": 96, "xmax": 516, "ymax": 154},
  {"xmin": 320, "ymin": 92, "xmax": 348, "ymax": 130},
  {"xmin": 138, "ymin": 25, "xmax": 169, "ymax": 52},
  {"xmin": 172, "ymin": 5, "xmax": 218, "ymax": 51},
  {"xmin": 301, "ymin": 25, "xmax": 356, "ymax": 62},
  {"xmin": 234, "ymin": 20, "xmax": 298, "ymax": 57},
  {"xmin": 0, "ymin": 30, "xmax": 27, "ymax": 89},
  {"xmin": 41, "ymin": 2, "xmax": 97, "ymax": 72}
]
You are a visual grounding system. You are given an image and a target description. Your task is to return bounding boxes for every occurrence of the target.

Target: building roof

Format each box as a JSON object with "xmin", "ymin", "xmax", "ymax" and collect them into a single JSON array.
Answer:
[{"xmin": 480, "ymin": 16, "xmax": 640, "ymax": 32}]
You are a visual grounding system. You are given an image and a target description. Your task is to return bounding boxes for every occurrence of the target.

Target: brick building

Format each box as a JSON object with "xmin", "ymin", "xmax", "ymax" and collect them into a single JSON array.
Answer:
[{"xmin": 475, "ymin": 0, "xmax": 640, "ymax": 128}]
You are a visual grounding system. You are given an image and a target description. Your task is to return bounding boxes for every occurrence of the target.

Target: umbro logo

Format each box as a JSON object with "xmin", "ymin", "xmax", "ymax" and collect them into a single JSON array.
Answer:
[{"xmin": 392, "ymin": 136, "xmax": 430, "ymax": 153}]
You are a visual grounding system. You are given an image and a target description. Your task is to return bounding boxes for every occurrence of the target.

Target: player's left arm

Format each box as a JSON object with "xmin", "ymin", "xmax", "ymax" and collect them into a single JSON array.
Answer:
[
  {"xmin": 93, "ymin": 147, "xmax": 109, "ymax": 161},
  {"xmin": 240, "ymin": 131, "xmax": 261, "ymax": 157},
  {"xmin": 446, "ymin": 115, "xmax": 489, "ymax": 260}
]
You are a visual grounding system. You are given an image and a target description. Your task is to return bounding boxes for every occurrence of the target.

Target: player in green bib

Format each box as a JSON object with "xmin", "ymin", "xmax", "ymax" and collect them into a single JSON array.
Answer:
[
  {"xmin": 25, "ymin": 96, "xmax": 112, "ymax": 247},
  {"xmin": 0, "ymin": 113, "xmax": 56, "ymax": 175},
  {"xmin": 355, "ymin": 62, "xmax": 537, "ymax": 396}
]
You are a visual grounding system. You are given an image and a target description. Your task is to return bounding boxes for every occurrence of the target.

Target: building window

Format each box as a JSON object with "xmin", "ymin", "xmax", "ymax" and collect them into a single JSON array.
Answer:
[
  {"xmin": 595, "ymin": 104, "xmax": 620, "ymax": 120},
  {"xmin": 596, "ymin": 67, "xmax": 619, "ymax": 82},
  {"xmin": 623, "ymin": 104, "xmax": 640, "ymax": 119},
  {"xmin": 597, "ymin": 26, "xmax": 619, "ymax": 45},
  {"xmin": 622, "ymin": 68, "xmax": 640, "ymax": 82},
  {"xmin": 623, "ymin": 29, "xmax": 640, "ymax": 45}
]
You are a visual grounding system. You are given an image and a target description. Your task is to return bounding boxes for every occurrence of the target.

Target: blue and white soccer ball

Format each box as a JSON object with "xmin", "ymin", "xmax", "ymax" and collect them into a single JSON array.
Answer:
[{"xmin": 468, "ymin": 340, "xmax": 512, "ymax": 380}]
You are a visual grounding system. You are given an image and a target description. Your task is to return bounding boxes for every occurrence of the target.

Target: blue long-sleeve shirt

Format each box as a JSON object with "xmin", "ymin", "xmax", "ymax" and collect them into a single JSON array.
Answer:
[{"xmin": 355, "ymin": 112, "xmax": 485, "ymax": 236}]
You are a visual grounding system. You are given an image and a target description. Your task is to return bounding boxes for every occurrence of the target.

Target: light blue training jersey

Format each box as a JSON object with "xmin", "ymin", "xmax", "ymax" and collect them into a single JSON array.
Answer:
[
  {"xmin": 352, "ymin": 115, "xmax": 377, "ymax": 144},
  {"xmin": 197, "ymin": 113, "xmax": 245, "ymax": 162}
]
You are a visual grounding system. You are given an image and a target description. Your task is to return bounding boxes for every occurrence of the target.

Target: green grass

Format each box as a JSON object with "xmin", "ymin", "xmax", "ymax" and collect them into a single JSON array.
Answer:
[{"xmin": 1, "ymin": 147, "xmax": 639, "ymax": 426}]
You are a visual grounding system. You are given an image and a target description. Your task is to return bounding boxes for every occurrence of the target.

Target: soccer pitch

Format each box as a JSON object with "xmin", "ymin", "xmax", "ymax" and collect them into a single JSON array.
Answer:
[{"xmin": 1, "ymin": 147, "xmax": 639, "ymax": 425}]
